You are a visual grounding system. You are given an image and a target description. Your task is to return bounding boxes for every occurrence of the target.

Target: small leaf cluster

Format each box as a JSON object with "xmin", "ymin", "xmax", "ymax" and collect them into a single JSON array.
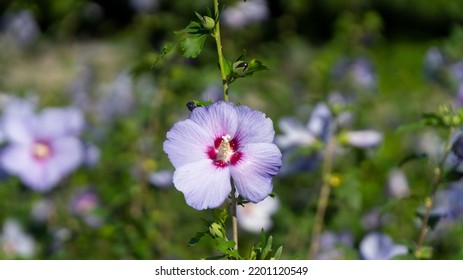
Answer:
[
  {"xmin": 223, "ymin": 51, "xmax": 268, "ymax": 86},
  {"xmin": 189, "ymin": 209, "xmax": 241, "ymax": 260},
  {"xmin": 248, "ymin": 230, "xmax": 283, "ymax": 260},
  {"xmin": 422, "ymin": 105, "xmax": 463, "ymax": 128},
  {"xmin": 189, "ymin": 209, "xmax": 282, "ymax": 260}
]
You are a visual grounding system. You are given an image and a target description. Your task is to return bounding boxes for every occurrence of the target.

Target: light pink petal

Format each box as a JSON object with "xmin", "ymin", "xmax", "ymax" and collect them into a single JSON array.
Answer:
[
  {"xmin": 173, "ymin": 159, "xmax": 231, "ymax": 210},
  {"xmin": 230, "ymin": 143, "xmax": 281, "ymax": 203},
  {"xmin": 188, "ymin": 101, "xmax": 238, "ymax": 139},
  {"xmin": 164, "ymin": 119, "xmax": 212, "ymax": 168},
  {"xmin": 234, "ymin": 105, "xmax": 275, "ymax": 145}
]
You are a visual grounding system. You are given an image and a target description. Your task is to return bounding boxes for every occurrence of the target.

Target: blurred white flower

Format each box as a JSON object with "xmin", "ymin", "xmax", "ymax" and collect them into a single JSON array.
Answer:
[
  {"xmin": 341, "ymin": 130, "xmax": 383, "ymax": 148},
  {"xmin": 387, "ymin": 168, "xmax": 410, "ymax": 199},
  {"xmin": 222, "ymin": 0, "xmax": 269, "ymax": 29},
  {"xmin": 0, "ymin": 219, "xmax": 36, "ymax": 258},
  {"xmin": 237, "ymin": 196, "xmax": 279, "ymax": 233}
]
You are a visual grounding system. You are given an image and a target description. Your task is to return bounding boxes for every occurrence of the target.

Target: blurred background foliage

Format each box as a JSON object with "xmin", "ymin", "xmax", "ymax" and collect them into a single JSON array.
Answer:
[{"xmin": 1, "ymin": 0, "xmax": 463, "ymax": 259}]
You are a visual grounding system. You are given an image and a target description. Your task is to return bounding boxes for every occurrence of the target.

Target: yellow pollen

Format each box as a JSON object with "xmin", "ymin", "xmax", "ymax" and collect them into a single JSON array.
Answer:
[
  {"xmin": 217, "ymin": 134, "xmax": 233, "ymax": 162},
  {"xmin": 33, "ymin": 143, "xmax": 51, "ymax": 159}
]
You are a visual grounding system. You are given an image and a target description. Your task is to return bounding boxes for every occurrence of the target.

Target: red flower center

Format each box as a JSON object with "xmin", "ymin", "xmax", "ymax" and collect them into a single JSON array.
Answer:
[{"xmin": 207, "ymin": 134, "xmax": 242, "ymax": 168}]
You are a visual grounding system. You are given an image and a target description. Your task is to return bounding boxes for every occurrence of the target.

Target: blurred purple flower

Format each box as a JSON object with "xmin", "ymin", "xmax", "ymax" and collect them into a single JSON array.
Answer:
[
  {"xmin": 164, "ymin": 101, "xmax": 282, "ymax": 210},
  {"xmin": 3, "ymin": 10, "xmax": 40, "ymax": 48},
  {"xmin": 359, "ymin": 232, "xmax": 407, "ymax": 260},
  {"xmin": 423, "ymin": 47, "xmax": 445, "ymax": 81},
  {"xmin": 0, "ymin": 106, "xmax": 85, "ymax": 192},
  {"xmin": 275, "ymin": 103, "xmax": 331, "ymax": 175},
  {"xmin": 332, "ymin": 57, "xmax": 378, "ymax": 94},
  {"xmin": 237, "ymin": 196, "xmax": 279, "ymax": 233},
  {"xmin": 148, "ymin": 169, "xmax": 174, "ymax": 188},
  {"xmin": 222, "ymin": 0, "xmax": 269, "ymax": 29},
  {"xmin": 0, "ymin": 219, "xmax": 36, "ymax": 258},
  {"xmin": 129, "ymin": 0, "xmax": 159, "ymax": 14},
  {"xmin": 432, "ymin": 183, "xmax": 463, "ymax": 220},
  {"xmin": 70, "ymin": 188, "xmax": 103, "ymax": 228},
  {"xmin": 97, "ymin": 71, "xmax": 134, "ymax": 122},
  {"xmin": 30, "ymin": 199, "xmax": 54, "ymax": 223},
  {"xmin": 316, "ymin": 231, "xmax": 353, "ymax": 260}
]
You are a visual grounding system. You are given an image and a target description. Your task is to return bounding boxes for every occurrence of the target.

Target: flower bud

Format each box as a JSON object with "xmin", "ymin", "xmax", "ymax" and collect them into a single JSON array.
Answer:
[
  {"xmin": 201, "ymin": 16, "xmax": 215, "ymax": 30},
  {"xmin": 232, "ymin": 61, "xmax": 248, "ymax": 77},
  {"xmin": 186, "ymin": 101, "xmax": 197, "ymax": 111}
]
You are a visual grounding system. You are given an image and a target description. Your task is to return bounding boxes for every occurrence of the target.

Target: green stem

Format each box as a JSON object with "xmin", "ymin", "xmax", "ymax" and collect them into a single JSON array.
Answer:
[
  {"xmin": 213, "ymin": 0, "xmax": 236, "ymax": 250},
  {"xmin": 308, "ymin": 125, "xmax": 337, "ymax": 259},
  {"xmin": 415, "ymin": 127, "xmax": 454, "ymax": 257},
  {"xmin": 212, "ymin": 0, "xmax": 229, "ymax": 101},
  {"xmin": 231, "ymin": 182, "xmax": 238, "ymax": 250}
]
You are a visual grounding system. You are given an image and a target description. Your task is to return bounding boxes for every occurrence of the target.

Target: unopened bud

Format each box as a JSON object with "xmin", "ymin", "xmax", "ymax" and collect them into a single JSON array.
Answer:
[
  {"xmin": 201, "ymin": 16, "xmax": 215, "ymax": 30},
  {"xmin": 232, "ymin": 61, "xmax": 248, "ymax": 77}
]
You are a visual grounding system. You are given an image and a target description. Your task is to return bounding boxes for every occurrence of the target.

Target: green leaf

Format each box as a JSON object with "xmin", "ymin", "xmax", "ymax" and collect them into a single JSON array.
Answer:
[
  {"xmin": 398, "ymin": 153, "xmax": 428, "ymax": 167},
  {"xmin": 442, "ymin": 169, "xmax": 463, "ymax": 183},
  {"xmin": 174, "ymin": 21, "xmax": 207, "ymax": 36},
  {"xmin": 214, "ymin": 239, "xmax": 235, "ymax": 254},
  {"xmin": 245, "ymin": 59, "xmax": 268, "ymax": 76},
  {"xmin": 189, "ymin": 231, "xmax": 206, "ymax": 246},
  {"xmin": 273, "ymin": 246, "xmax": 283, "ymax": 260},
  {"xmin": 222, "ymin": 58, "xmax": 232, "ymax": 77},
  {"xmin": 396, "ymin": 120, "xmax": 427, "ymax": 133},
  {"xmin": 152, "ymin": 43, "xmax": 177, "ymax": 66},
  {"xmin": 180, "ymin": 34, "xmax": 208, "ymax": 58}
]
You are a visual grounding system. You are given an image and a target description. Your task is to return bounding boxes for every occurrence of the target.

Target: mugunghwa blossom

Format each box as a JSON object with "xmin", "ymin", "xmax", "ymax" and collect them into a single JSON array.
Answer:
[
  {"xmin": 359, "ymin": 232, "xmax": 408, "ymax": 260},
  {"xmin": 0, "ymin": 219, "xmax": 36, "ymax": 258},
  {"xmin": 0, "ymin": 106, "xmax": 85, "ymax": 192},
  {"xmin": 275, "ymin": 103, "xmax": 331, "ymax": 175},
  {"xmin": 164, "ymin": 101, "xmax": 282, "ymax": 210},
  {"xmin": 316, "ymin": 231, "xmax": 353, "ymax": 260},
  {"xmin": 70, "ymin": 188, "xmax": 103, "ymax": 228},
  {"xmin": 4, "ymin": 10, "xmax": 40, "ymax": 48},
  {"xmin": 237, "ymin": 196, "xmax": 279, "ymax": 233},
  {"xmin": 340, "ymin": 130, "xmax": 383, "ymax": 148}
]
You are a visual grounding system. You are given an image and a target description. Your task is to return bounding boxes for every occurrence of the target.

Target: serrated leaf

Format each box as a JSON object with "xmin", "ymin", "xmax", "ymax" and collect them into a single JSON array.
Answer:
[
  {"xmin": 175, "ymin": 21, "xmax": 207, "ymax": 36},
  {"xmin": 180, "ymin": 34, "xmax": 208, "ymax": 58}
]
